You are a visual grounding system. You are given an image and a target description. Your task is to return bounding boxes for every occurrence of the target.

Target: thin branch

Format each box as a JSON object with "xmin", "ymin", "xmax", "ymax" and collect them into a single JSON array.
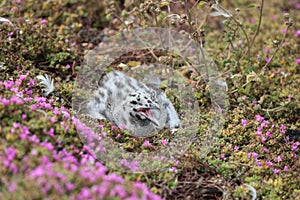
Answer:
[{"xmin": 240, "ymin": 0, "xmax": 265, "ymax": 62}]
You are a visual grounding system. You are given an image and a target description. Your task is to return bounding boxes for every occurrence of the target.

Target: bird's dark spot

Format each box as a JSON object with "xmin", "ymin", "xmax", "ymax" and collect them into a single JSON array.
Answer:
[
  {"xmin": 129, "ymin": 93, "xmax": 136, "ymax": 97},
  {"xmin": 147, "ymin": 100, "xmax": 152, "ymax": 103},
  {"xmin": 130, "ymin": 112, "xmax": 134, "ymax": 118},
  {"xmin": 130, "ymin": 101, "xmax": 138, "ymax": 105}
]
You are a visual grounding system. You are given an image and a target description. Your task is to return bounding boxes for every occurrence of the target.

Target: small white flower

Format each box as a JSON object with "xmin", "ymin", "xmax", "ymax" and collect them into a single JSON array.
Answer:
[{"xmin": 36, "ymin": 74, "xmax": 55, "ymax": 96}]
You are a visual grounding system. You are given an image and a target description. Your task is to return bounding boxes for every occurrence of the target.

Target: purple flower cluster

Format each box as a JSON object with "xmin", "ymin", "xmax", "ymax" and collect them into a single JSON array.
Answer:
[
  {"xmin": 0, "ymin": 72, "xmax": 163, "ymax": 199},
  {"xmin": 240, "ymin": 115, "xmax": 298, "ymax": 175}
]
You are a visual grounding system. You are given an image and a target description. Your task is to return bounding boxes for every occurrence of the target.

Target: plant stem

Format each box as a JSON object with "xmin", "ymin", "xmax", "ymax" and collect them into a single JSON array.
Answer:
[{"xmin": 240, "ymin": 0, "xmax": 265, "ymax": 62}]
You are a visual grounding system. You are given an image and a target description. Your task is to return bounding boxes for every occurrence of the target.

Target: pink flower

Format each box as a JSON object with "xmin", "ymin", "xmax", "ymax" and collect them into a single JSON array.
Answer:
[
  {"xmin": 30, "ymin": 166, "xmax": 44, "ymax": 178},
  {"xmin": 250, "ymin": 18, "xmax": 255, "ymax": 24},
  {"xmin": 50, "ymin": 116, "xmax": 56, "ymax": 123},
  {"xmin": 256, "ymin": 161, "xmax": 261, "ymax": 166},
  {"xmin": 116, "ymin": 134, "xmax": 122, "ymax": 139},
  {"xmin": 273, "ymin": 168, "xmax": 280, "ymax": 174},
  {"xmin": 252, "ymin": 101, "xmax": 257, "ymax": 105},
  {"xmin": 65, "ymin": 39, "xmax": 69, "ymax": 43},
  {"xmin": 275, "ymin": 155, "xmax": 282, "ymax": 162},
  {"xmin": 8, "ymin": 32, "xmax": 13, "ymax": 36},
  {"xmin": 266, "ymin": 160, "xmax": 273, "ymax": 166},
  {"xmin": 262, "ymin": 147, "xmax": 268, "ymax": 152},
  {"xmin": 241, "ymin": 119, "xmax": 247, "ymax": 127},
  {"xmin": 281, "ymin": 29, "xmax": 287, "ymax": 34},
  {"xmin": 27, "ymin": 78, "xmax": 35, "ymax": 86},
  {"xmin": 256, "ymin": 130, "xmax": 262, "ymax": 136},
  {"xmin": 53, "ymin": 107, "xmax": 60, "ymax": 115},
  {"xmin": 63, "ymin": 112, "xmax": 70, "ymax": 119},
  {"xmin": 283, "ymin": 166, "xmax": 289, "ymax": 171},
  {"xmin": 66, "ymin": 183, "xmax": 75, "ymax": 191},
  {"xmin": 266, "ymin": 131, "xmax": 272, "ymax": 138},
  {"xmin": 161, "ymin": 139, "xmax": 168, "ymax": 146},
  {"xmin": 296, "ymin": 59, "xmax": 300, "ymax": 65},
  {"xmin": 295, "ymin": 30, "xmax": 300, "ymax": 37},
  {"xmin": 66, "ymin": 64, "xmax": 71, "ymax": 69},
  {"xmin": 143, "ymin": 140, "xmax": 151, "ymax": 147},
  {"xmin": 4, "ymin": 80, "xmax": 14, "ymax": 89},
  {"xmin": 71, "ymin": 42, "xmax": 77, "ymax": 47},
  {"xmin": 291, "ymin": 141, "xmax": 299, "ymax": 151},
  {"xmin": 5, "ymin": 147, "xmax": 17, "ymax": 161},
  {"xmin": 234, "ymin": 146, "xmax": 239, "ymax": 151},
  {"xmin": 1, "ymin": 98, "xmax": 10, "ymax": 106},
  {"xmin": 280, "ymin": 124, "xmax": 286, "ymax": 134},
  {"xmin": 19, "ymin": 74, "xmax": 26, "ymax": 81},
  {"xmin": 255, "ymin": 115, "xmax": 264, "ymax": 122},
  {"xmin": 8, "ymin": 183, "xmax": 16, "ymax": 192},
  {"xmin": 31, "ymin": 104, "xmax": 37, "ymax": 111},
  {"xmin": 221, "ymin": 154, "xmax": 225, "ymax": 160},
  {"xmin": 261, "ymin": 136, "xmax": 266, "ymax": 143},
  {"xmin": 265, "ymin": 57, "xmax": 271, "ymax": 63},
  {"xmin": 252, "ymin": 152, "xmax": 258, "ymax": 159},
  {"xmin": 265, "ymin": 48, "xmax": 270, "ymax": 54},
  {"xmin": 169, "ymin": 166, "xmax": 177, "ymax": 172},
  {"xmin": 40, "ymin": 19, "xmax": 47, "ymax": 25}
]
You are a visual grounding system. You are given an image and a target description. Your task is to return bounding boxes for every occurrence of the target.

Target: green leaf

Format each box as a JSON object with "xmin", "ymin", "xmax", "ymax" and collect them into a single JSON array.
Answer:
[{"xmin": 247, "ymin": 4, "xmax": 257, "ymax": 8}]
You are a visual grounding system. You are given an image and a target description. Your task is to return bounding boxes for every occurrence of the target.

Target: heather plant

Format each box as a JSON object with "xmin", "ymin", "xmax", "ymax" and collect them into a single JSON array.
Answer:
[{"xmin": 0, "ymin": 0, "xmax": 299, "ymax": 199}]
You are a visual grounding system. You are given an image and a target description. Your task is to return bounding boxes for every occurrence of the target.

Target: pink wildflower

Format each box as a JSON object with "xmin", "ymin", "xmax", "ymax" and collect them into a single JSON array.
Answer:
[
  {"xmin": 265, "ymin": 47, "xmax": 270, "ymax": 54},
  {"xmin": 266, "ymin": 131, "xmax": 272, "ymax": 138},
  {"xmin": 255, "ymin": 115, "xmax": 264, "ymax": 122},
  {"xmin": 280, "ymin": 124, "xmax": 286, "ymax": 134},
  {"xmin": 143, "ymin": 140, "xmax": 151, "ymax": 147},
  {"xmin": 262, "ymin": 147, "xmax": 268, "ymax": 152},
  {"xmin": 275, "ymin": 155, "xmax": 282, "ymax": 162},
  {"xmin": 40, "ymin": 19, "xmax": 47, "ymax": 25},
  {"xmin": 291, "ymin": 142, "xmax": 299, "ymax": 151},
  {"xmin": 266, "ymin": 160, "xmax": 273, "ymax": 166},
  {"xmin": 256, "ymin": 161, "xmax": 261, "ymax": 166},
  {"xmin": 161, "ymin": 139, "xmax": 168, "ymax": 146},
  {"xmin": 281, "ymin": 29, "xmax": 287, "ymax": 34},
  {"xmin": 273, "ymin": 168, "xmax": 280, "ymax": 174},
  {"xmin": 265, "ymin": 57, "xmax": 271, "ymax": 63},
  {"xmin": 241, "ymin": 119, "xmax": 247, "ymax": 127},
  {"xmin": 1, "ymin": 98, "xmax": 10, "ymax": 106}
]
